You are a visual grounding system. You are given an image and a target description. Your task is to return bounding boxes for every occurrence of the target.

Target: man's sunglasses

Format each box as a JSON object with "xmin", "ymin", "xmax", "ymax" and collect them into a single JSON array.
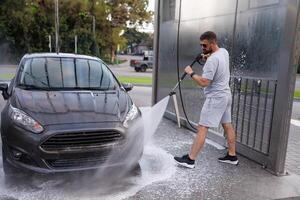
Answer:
[{"xmin": 200, "ymin": 44, "xmax": 208, "ymax": 48}]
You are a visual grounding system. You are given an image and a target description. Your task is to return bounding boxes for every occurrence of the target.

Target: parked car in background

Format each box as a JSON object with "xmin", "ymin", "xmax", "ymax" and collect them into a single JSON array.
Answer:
[
  {"xmin": 130, "ymin": 50, "xmax": 154, "ymax": 72},
  {"xmin": 0, "ymin": 53, "xmax": 143, "ymax": 175}
]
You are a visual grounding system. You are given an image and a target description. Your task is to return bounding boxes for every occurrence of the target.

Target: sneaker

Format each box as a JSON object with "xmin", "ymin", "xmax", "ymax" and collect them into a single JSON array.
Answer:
[
  {"xmin": 218, "ymin": 153, "xmax": 239, "ymax": 165},
  {"xmin": 174, "ymin": 154, "xmax": 195, "ymax": 169}
]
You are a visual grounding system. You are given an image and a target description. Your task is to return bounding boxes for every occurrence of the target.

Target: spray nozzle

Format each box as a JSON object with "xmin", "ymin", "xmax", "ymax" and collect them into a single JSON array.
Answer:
[{"xmin": 169, "ymin": 91, "xmax": 176, "ymax": 96}]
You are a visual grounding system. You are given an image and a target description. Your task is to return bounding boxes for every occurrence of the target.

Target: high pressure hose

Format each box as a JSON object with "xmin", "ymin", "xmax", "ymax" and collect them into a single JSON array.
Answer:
[{"xmin": 176, "ymin": 0, "xmax": 198, "ymax": 132}]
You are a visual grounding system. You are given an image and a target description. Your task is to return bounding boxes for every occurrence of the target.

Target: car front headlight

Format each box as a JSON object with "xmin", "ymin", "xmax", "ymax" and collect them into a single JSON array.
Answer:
[
  {"xmin": 123, "ymin": 104, "xmax": 139, "ymax": 128},
  {"xmin": 9, "ymin": 105, "xmax": 44, "ymax": 134}
]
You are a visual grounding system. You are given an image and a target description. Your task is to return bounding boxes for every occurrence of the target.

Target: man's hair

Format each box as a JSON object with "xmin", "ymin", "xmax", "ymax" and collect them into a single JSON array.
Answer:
[{"xmin": 200, "ymin": 31, "xmax": 217, "ymax": 42}]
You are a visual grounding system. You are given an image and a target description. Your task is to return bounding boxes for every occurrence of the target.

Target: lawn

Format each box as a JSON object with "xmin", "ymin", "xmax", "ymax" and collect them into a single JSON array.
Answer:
[
  {"xmin": 295, "ymin": 90, "xmax": 300, "ymax": 99},
  {"xmin": 117, "ymin": 76, "xmax": 152, "ymax": 85},
  {"xmin": 0, "ymin": 73, "xmax": 14, "ymax": 80}
]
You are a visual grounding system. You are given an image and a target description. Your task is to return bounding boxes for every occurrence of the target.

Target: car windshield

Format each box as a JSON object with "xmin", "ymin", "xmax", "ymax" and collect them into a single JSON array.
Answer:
[{"xmin": 18, "ymin": 57, "xmax": 119, "ymax": 91}]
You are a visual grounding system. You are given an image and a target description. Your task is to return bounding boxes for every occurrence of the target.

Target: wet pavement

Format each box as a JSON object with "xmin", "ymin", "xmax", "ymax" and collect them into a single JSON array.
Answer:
[
  {"xmin": 1, "ymin": 115, "xmax": 300, "ymax": 200},
  {"xmin": 124, "ymin": 119, "xmax": 300, "ymax": 200}
]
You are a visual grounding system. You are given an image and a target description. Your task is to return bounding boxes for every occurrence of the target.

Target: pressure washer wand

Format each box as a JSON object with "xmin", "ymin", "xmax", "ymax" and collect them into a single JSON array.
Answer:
[
  {"xmin": 169, "ymin": 58, "xmax": 200, "ymax": 96},
  {"xmin": 168, "ymin": 54, "xmax": 203, "ymax": 128}
]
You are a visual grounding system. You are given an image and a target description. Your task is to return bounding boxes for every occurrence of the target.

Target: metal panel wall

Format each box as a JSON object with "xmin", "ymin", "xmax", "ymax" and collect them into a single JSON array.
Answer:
[{"xmin": 154, "ymin": 0, "xmax": 300, "ymax": 175}]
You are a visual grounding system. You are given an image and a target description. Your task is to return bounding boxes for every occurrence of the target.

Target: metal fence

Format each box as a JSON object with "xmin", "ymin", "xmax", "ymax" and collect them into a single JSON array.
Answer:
[{"xmin": 231, "ymin": 77, "xmax": 277, "ymax": 155}]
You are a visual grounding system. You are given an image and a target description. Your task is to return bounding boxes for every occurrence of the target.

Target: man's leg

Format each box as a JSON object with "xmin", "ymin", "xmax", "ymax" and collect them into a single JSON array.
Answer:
[
  {"xmin": 174, "ymin": 125, "xmax": 209, "ymax": 168},
  {"xmin": 222, "ymin": 123, "xmax": 236, "ymax": 156},
  {"xmin": 218, "ymin": 123, "xmax": 239, "ymax": 165},
  {"xmin": 189, "ymin": 125, "xmax": 209, "ymax": 160}
]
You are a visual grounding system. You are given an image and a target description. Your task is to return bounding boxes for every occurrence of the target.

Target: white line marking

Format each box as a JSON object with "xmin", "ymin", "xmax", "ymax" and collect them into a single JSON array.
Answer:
[
  {"xmin": 205, "ymin": 138, "xmax": 225, "ymax": 150},
  {"xmin": 291, "ymin": 119, "xmax": 300, "ymax": 127}
]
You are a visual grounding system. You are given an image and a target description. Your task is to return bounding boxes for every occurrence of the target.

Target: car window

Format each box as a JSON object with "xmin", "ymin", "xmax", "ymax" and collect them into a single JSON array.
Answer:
[
  {"xmin": 20, "ymin": 58, "xmax": 48, "ymax": 87},
  {"xmin": 18, "ymin": 57, "xmax": 119, "ymax": 90},
  {"xmin": 62, "ymin": 58, "xmax": 76, "ymax": 87},
  {"xmin": 47, "ymin": 58, "xmax": 63, "ymax": 88}
]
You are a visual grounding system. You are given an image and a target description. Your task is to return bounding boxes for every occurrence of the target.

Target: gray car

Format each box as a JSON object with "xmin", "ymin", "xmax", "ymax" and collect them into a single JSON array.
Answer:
[{"xmin": 0, "ymin": 53, "xmax": 143, "ymax": 175}]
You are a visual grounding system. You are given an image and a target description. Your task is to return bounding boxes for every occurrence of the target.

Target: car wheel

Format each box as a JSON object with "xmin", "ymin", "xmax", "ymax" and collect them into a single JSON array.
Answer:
[
  {"xmin": 140, "ymin": 65, "xmax": 147, "ymax": 72},
  {"xmin": 131, "ymin": 163, "xmax": 141, "ymax": 176},
  {"xmin": 135, "ymin": 67, "xmax": 140, "ymax": 72}
]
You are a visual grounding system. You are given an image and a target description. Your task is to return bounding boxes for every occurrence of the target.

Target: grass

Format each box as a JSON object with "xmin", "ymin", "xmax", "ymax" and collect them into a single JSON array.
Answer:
[
  {"xmin": 295, "ymin": 90, "xmax": 300, "ymax": 99},
  {"xmin": 103, "ymin": 58, "xmax": 127, "ymax": 65},
  {"xmin": 0, "ymin": 73, "xmax": 14, "ymax": 80},
  {"xmin": 117, "ymin": 76, "xmax": 152, "ymax": 85}
]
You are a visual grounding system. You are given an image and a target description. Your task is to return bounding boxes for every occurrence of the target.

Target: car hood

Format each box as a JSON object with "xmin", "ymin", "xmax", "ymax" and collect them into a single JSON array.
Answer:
[{"xmin": 12, "ymin": 88, "xmax": 132, "ymax": 125}]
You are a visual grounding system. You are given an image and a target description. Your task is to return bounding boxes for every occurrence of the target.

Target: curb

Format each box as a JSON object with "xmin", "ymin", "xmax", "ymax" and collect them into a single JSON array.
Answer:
[
  {"xmin": 294, "ymin": 98, "xmax": 300, "ymax": 102},
  {"xmin": 131, "ymin": 84, "xmax": 152, "ymax": 87}
]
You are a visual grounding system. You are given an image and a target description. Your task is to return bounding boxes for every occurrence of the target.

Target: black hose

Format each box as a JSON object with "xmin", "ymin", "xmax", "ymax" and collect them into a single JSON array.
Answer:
[{"xmin": 176, "ymin": 0, "xmax": 198, "ymax": 132}]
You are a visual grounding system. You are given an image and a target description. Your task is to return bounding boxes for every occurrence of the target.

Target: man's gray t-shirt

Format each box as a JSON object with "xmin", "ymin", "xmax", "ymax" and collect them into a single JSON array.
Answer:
[{"xmin": 202, "ymin": 48, "xmax": 231, "ymax": 97}]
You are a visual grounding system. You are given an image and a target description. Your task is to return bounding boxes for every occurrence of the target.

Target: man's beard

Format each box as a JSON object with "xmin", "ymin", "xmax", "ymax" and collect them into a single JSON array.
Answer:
[{"xmin": 203, "ymin": 49, "xmax": 212, "ymax": 54}]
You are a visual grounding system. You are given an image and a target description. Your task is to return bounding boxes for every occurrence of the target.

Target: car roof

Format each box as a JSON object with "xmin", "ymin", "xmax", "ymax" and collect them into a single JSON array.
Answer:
[{"xmin": 23, "ymin": 53, "xmax": 102, "ymax": 61}]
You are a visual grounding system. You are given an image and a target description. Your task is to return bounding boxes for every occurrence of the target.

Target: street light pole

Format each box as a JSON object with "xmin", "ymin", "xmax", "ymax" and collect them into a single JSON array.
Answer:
[
  {"xmin": 55, "ymin": 0, "xmax": 60, "ymax": 54},
  {"xmin": 92, "ymin": 16, "xmax": 96, "ymax": 41},
  {"xmin": 88, "ymin": 14, "xmax": 99, "ymax": 57},
  {"xmin": 75, "ymin": 35, "xmax": 78, "ymax": 54},
  {"xmin": 48, "ymin": 35, "xmax": 52, "ymax": 52}
]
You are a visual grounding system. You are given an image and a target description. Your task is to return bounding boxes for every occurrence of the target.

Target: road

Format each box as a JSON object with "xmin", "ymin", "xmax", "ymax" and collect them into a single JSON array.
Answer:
[
  {"xmin": 109, "ymin": 55, "xmax": 153, "ymax": 78},
  {"xmin": 295, "ymin": 74, "xmax": 300, "ymax": 91}
]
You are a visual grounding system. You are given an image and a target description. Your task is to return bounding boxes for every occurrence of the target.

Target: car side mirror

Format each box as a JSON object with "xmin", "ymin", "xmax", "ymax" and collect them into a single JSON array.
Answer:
[
  {"xmin": 122, "ymin": 83, "xmax": 133, "ymax": 92},
  {"xmin": 0, "ymin": 83, "xmax": 9, "ymax": 100}
]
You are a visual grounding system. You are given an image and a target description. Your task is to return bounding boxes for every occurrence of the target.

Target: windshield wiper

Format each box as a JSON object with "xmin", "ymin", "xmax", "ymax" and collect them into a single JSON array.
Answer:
[
  {"xmin": 63, "ymin": 87, "xmax": 113, "ymax": 91},
  {"xmin": 17, "ymin": 84, "xmax": 51, "ymax": 91}
]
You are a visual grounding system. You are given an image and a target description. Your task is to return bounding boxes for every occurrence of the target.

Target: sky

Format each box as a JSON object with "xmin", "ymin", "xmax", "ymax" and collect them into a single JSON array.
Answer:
[
  {"xmin": 148, "ymin": 0, "xmax": 155, "ymax": 11},
  {"xmin": 137, "ymin": 0, "xmax": 155, "ymax": 33}
]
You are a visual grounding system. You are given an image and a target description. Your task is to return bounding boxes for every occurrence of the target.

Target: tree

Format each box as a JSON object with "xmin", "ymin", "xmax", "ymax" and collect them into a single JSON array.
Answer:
[
  {"xmin": 105, "ymin": 0, "xmax": 153, "ymax": 62},
  {"xmin": 123, "ymin": 28, "xmax": 152, "ymax": 53},
  {"xmin": 0, "ymin": 0, "xmax": 54, "ymax": 60},
  {"xmin": 0, "ymin": 0, "xmax": 153, "ymax": 63}
]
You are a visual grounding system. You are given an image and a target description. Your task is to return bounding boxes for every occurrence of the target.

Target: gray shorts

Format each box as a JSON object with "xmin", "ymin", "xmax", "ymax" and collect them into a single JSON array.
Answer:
[{"xmin": 199, "ymin": 95, "xmax": 232, "ymax": 128}]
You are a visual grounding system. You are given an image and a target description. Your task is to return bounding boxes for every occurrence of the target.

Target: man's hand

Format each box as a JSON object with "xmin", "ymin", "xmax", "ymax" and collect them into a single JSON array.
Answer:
[
  {"xmin": 184, "ymin": 65, "xmax": 193, "ymax": 75},
  {"xmin": 200, "ymin": 53, "xmax": 210, "ymax": 62}
]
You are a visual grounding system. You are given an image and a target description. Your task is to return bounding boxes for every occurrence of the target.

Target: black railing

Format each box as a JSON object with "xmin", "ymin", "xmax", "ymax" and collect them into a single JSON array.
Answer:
[{"xmin": 230, "ymin": 76, "xmax": 277, "ymax": 154}]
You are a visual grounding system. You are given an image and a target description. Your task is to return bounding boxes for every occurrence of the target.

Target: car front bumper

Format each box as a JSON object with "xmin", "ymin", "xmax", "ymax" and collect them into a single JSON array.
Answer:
[{"xmin": 1, "ymin": 120, "xmax": 143, "ymax": 173}]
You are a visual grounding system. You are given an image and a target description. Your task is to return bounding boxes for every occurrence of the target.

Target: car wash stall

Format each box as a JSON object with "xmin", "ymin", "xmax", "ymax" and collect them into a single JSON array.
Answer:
[{"xmin": 153, "ymin": 0, "xmax": 300, "ymax": 175}]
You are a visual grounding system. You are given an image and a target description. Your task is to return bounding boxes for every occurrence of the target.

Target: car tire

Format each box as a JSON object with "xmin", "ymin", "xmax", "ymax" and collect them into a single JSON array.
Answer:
[
  {"xmin": 131, "ymin": 163, "xmax": 141, "ymax": 176},
  {"xmin": 140, "ymin": 65, "xmax": 147, "ymax": 72},
  {"xmin": 135, "ymin": 67, "xmax": 140, "ymax": 72}
]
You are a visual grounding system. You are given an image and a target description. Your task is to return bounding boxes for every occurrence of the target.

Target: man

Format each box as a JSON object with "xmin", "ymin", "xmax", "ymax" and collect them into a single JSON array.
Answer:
[{"xmin": 174, "ymin": 31, "xmax": 238, "ymax": 169}]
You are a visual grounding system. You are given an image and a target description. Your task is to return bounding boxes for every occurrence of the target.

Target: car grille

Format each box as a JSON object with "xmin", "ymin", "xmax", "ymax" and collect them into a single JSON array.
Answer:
[
  {"xmin": 41, "ymin": 130, "xmax": 124, "ymax": 152},
  {"xmin": 46, "ymin": 153, "xmax": 110, "ymax": 169}
]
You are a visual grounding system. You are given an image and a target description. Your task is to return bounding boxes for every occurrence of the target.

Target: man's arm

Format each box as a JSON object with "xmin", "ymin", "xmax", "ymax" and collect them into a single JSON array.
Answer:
[{"xmin": 184, "ymin": 66, "xmax": 211, "ymax": 87}]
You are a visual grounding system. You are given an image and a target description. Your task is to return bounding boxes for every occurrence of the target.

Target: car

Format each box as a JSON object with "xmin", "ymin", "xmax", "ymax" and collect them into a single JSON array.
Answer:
[
  {"xmin": 0, "ymin": 53, "xmax": 143, "ymax": 175},
  {"xmin": 130, "ymin": 55, "xmax": 153, "ymax": 72}
]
